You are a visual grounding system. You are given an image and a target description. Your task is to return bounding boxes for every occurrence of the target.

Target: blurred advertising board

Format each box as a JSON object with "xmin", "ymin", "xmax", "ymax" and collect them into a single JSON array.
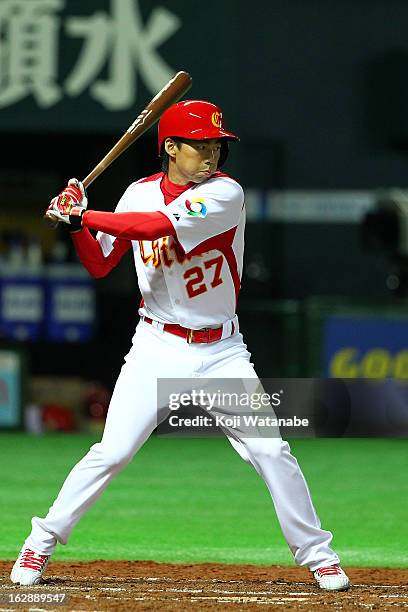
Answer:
[
  {"xmin": 304, "ymin": 297, "xmax": 408, "ymax": 380},
  {"xmin": 0, "ymin": 270, "xmax": 44, "ymax": 341},
  {"xmin": 324, "ymin": 317, "xmax": 408, "ymax": 380},
  {"xmin": 45, "ymin": 265, "xmax": 95, "ymax": 342},
  {"xmin": 0, "ymin": 265, "xmax": 95, "ymax": 342},
  {"xmin": 302, "ymin": 299, "xmax": 408, "ymax": 436},
  {"xmin": 0, "ymin": 349, "xmax": 24, "ymax": 429}
]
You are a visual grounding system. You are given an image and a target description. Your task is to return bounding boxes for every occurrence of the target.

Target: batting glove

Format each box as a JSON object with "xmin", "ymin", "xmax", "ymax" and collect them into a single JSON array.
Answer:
[{"xmin": 45, "ymin": 178, "xmax": 88, "ymax": 230}]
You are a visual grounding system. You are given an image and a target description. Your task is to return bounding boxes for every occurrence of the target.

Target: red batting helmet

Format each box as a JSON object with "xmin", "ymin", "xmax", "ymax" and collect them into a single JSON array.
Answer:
[{"xmin": 158, "ymin": 100, "xmax": 239, "ymax": 154}]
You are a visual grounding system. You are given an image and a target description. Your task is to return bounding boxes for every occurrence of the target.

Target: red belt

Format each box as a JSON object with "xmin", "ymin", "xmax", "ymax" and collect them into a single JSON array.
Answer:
[{"xmin": 143, "ymin": 317, "xmax": 234, "ymax": 344}]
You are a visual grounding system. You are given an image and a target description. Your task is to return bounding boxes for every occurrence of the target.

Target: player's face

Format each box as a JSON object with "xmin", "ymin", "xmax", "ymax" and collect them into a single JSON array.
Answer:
[{"xmin": 165, "ymin": 138, "xmax": 222, "ymax": 184}]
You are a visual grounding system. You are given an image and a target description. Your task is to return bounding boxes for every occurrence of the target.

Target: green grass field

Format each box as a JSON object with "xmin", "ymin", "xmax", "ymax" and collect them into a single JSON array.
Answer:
[{"xmin": 0, "ymin": 434, "xmax": 407, "ymax": 567}]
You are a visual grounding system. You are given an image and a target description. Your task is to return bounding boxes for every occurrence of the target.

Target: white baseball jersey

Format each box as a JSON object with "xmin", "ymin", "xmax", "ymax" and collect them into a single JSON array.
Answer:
[{"xmin": 97, "ymin": 173, "xmax": 245, "ymax": 329}]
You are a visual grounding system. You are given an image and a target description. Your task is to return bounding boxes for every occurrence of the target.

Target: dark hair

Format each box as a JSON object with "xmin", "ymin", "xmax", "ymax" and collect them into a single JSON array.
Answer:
[{"xmin": 160, "ymin": 138, "xmax": 230, "ymax": 173}]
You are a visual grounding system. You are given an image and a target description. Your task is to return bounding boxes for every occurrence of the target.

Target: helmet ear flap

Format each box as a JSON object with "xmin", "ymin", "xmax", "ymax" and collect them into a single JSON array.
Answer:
[{"xmin": 218, "ymin": 140, "xmax": 229, "ymax": 168}]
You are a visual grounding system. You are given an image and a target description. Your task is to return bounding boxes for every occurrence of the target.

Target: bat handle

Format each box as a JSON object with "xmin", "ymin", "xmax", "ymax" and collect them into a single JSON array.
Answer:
[{"xmin": 43, "ymin": 213, "xmax": 59, "ymax": 229}]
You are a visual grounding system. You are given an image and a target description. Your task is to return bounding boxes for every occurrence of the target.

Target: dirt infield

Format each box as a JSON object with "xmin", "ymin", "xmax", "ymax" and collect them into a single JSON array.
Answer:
[{"xmin": 1, "ymin": 560, "xmax": 408, "ymax": 610}]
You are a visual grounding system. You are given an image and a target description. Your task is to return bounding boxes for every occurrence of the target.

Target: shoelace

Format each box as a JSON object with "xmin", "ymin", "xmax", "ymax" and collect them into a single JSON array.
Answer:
[
  {"xmin": 315, "ymin": 564, "xmax": 342, "ymax": 577},
  {"xmin": 19, "ymin": 549, "xmax": 48, "ymax": 571}
]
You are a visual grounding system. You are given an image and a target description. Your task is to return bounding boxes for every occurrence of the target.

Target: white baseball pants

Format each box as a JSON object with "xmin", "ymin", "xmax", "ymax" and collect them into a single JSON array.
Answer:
[{"xmin": 26, "ymin": 321, "xmax": 340, "ymax": 571}]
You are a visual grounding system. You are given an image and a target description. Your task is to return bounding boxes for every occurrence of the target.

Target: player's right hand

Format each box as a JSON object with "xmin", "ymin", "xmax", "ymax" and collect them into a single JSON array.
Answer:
[{"xmin": 45, "ymin": 178, "xmax": 88, "ymax": 226}]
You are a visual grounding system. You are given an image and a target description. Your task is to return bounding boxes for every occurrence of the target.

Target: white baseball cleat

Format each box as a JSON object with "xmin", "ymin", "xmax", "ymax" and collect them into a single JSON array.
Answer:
[
  {"xmin": 313, "ymin": 564, "xmax": 350, "ymax": 591},
  {"xmin": 10, "ymin": 548, "xmax": 50, "ymax": 586}
]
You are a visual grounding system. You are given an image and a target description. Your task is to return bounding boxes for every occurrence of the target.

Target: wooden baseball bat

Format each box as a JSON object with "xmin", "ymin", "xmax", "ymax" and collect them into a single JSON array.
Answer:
[{"xmin": 46, "ymin": 70, "xmax": 192, "ymax": 226}]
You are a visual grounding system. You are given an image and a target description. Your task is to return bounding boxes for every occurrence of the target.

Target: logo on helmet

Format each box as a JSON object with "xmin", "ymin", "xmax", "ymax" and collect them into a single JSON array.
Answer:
[
  {"xmin": 185, "ymin": 198, "xmax": 207, "ymax": 217},
  {"xmin": 211, "ymin": 112, "xmax": 222, "ymax": 128}
]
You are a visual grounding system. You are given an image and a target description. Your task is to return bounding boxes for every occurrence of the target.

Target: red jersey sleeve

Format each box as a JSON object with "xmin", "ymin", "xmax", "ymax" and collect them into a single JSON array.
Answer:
[
  {"xmin": 82, "ymin": 210, "xmax": 175, "ymax": 241},
  {"xmin": 71, "ymin": 228, "xmax": 131, "ymax": 278}
]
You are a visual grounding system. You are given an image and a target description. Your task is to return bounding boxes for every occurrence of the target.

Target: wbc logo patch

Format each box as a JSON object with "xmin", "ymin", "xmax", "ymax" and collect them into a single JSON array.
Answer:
[{"xmin": 184, "ymin": 198, "xmax": 207, "ymax": 217}]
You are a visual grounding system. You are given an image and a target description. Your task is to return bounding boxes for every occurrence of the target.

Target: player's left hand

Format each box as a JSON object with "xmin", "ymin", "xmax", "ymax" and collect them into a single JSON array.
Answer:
[{"xmin": 45, "ymin": 178, "xmax": 88, "ymax": 227}]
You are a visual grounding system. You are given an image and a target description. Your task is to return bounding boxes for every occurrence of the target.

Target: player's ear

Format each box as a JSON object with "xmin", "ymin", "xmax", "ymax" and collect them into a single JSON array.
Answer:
[{"xmin": 164, "ymin": 138, "xmax": 178, "ymax": 158}]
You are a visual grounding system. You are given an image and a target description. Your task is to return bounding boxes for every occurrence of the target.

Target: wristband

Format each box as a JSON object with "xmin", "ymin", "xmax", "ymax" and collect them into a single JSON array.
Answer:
[{"xmin": 67, "ymin": 207, "xmax": 85, "ymax": 231}]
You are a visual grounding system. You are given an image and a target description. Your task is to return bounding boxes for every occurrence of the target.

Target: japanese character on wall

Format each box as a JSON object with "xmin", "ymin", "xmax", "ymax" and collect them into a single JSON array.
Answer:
[{"xmin": 0, "ymin": 0, "xmax": 181, "ymax": 110}]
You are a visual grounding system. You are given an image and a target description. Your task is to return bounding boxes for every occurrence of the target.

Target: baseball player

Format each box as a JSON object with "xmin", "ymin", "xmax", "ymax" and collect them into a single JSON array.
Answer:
[{"xmin": 11, "ymin": 100, "xmax": 349, "ymax": 591}]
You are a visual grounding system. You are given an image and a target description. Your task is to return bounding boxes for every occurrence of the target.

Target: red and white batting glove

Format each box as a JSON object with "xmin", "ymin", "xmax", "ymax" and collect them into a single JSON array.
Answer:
[{"xmin": 45, "ymin": 178, "xmax": 88, "ymax": 229}]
